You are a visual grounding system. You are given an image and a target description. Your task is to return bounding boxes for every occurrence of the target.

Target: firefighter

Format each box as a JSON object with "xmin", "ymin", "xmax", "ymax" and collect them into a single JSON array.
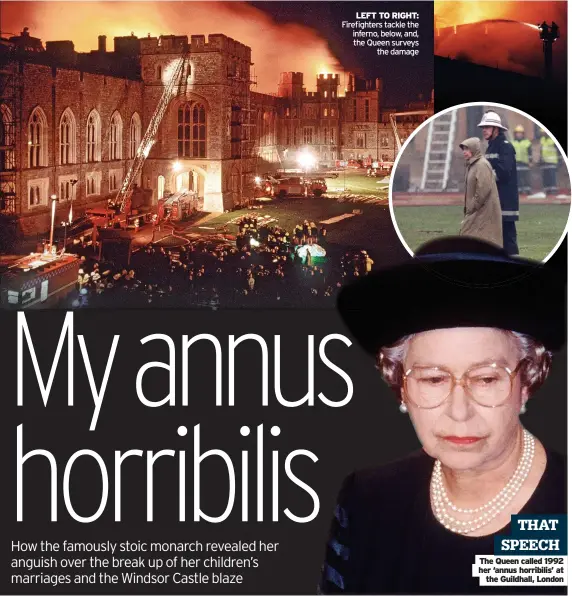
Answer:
[
  {"xmin": 511, "ymin": 125, "xmax": 532, "ymax": 194},
  {"xmin": 478, "ymin": 111, "xmax": 519, "ymax": 255},
  {"xmin": 539, "ymin": 130, "xmax": 559, "ymax": 195}
]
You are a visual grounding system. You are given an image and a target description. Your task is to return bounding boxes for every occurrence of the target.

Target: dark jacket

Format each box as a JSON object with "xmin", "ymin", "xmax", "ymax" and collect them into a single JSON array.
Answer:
[
  {"xmin": 485, "ymin": 131, "xmax": 519, "ymax": 222},
  {"xmin": 319, "ymin": 449, "xmax": 566, "ymax": 594}
]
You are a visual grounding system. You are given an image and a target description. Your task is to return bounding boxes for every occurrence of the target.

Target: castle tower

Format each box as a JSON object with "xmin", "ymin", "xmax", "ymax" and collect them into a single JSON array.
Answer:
[
  {"xmin": 316, "ymin": 73, "xmax": 340, "ymax": 100},
  {"xmin": 278, "ymin": 72, "xmax": 304, "ymax": 100}
]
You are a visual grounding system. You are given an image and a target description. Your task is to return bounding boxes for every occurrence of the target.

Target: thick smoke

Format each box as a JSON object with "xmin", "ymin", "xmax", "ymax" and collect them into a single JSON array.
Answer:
[
  {"xmin": 434, "ymin": 1, "xmax": 567, "ymax": 79},
  {"xmin": 1, "ymin": 1, "xmax": 342, "ymax": 93}
]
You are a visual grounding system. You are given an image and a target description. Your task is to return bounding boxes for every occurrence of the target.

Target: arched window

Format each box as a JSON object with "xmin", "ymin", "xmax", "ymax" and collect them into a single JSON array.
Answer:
[
  {"xmin": 28, "ymin": 107, "xmax": 48, "ymax": 168},
  {"xmin": 129, "ymin": 112, "xmax": 141, "ymax": 159},
  {"xmin": 1, "ymin": 104, "xmax": 14, "ymax": 171},
  {"xmin": 178, "ymin": 102, "xmax": 206, "ymax": 158},
  {"xmin": 192, "ymin": 104, "xmax": 206, "ymax": 157},
  {"xmin": 156, "ymin": 64, "xmax": 162, "ymax": 81},
  {"xmin": 29, "ymin": 185, "xmax": 40, "ymax": 206},
  {"xmin": 109, "ymin": 111, "xmax": 123, "ymax": 160},
  {"xmin": 178, "ymin": 103, "xmax": 191, "ymax": 157},
  {"xmin": 86, "ymin": 109, "xmax": 102, "ymax": 162},
  {"xmin": 59, "ymin": 108, "xmax": 77, "ymax": 165}
]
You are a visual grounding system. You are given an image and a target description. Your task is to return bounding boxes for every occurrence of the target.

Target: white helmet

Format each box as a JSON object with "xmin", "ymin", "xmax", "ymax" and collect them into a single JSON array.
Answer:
[{"xmin": 477, "ymin": 111, "xmax": 508, "ymax": 131}]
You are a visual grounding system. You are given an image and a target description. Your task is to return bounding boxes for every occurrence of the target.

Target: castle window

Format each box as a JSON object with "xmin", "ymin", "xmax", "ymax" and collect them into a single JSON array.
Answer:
[
  {"xmin": 323, "ymin": 91, "xmax": 328, "ymax": 98},
  {"xmin": 108, "ymin": 168, "xmax": 122, "ymax": 192},
  {"xmin": 109, "ymin": 112, "xmax": 123, "ymax": 160},
  {"xmin": 59, "ymin": 108, "xmax": 76, "ymax": 165},
  {"xmin": 27, "ymin": 178, "xmax": 49, "ymax": 207},
  {"xmin": 129, "ymin": 113, "xmax": 142, "ymax": 159},
  {"xmin": 303, "ymin": 127, "xmax": 313, "ymax": 144},
  {"xmin": 352, "ymin": 100, "xmax": 357, "ymax": 121},
  {"xmin": 156, "ymin": 64, "xmax": 162, "ymax": 81},
  {"xmin": 365, "ymin": 99, "xmax": 370, "ymax": 121},
  {"xmin": 86, "ymin": 172, "xmax": 101, "ymax": 195},
  {"xmin": 86, "ymin": 110, "xmax": 102, "ymax": 162},
  {"xmin": 192, "ymin": 104, "xmax": 206, "ymax": 159},
  {"xmin": 323, "ymin": 108, "xmax": 328, "ymax": 117},
  {"xmin": 331, "ymin": 108, "xmax": 336, "ymax": 117},
  {"xmin": 356, "ymin": 132, "xmax": 366, "ymax": 148},
  {"xmin": 58, "ymin": 176, "xmax": 77, "ymax": 201},
  {"xmin": 1, "ymin": 103, "xmax": 15, "ymax": 173},
  {"xmin": 178, "ymin": 103, "xmax": 191, "ymax": 157},
  {"xmin": 178, "ymin": 103, "xmax": 206, "ymax": 158},
  {"xmin": 29, "ymin": 185, "xmax": 40, "ymax": 206},
  {"xmin": 28, "ymin": 107, "xmax": 48, "ymax": 168}
]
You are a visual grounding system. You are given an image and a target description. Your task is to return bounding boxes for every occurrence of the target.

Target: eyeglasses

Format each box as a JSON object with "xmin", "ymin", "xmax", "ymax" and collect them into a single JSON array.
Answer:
[{"xmin": 402, "ymin": 360, "xmax": 525, "ymax": 409}]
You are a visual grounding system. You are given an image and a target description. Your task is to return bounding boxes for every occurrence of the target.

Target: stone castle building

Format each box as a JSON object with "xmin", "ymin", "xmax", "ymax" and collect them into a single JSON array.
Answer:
[{"xmin": 0, "ymin": 29, "xmax": 432, "ymax": 235}]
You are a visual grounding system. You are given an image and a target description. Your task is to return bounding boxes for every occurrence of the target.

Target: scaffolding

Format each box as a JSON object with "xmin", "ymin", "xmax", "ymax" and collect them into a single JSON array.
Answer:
[
  {"xmin": 0, "ymin": 38, "xmax": 20, "ymax": 215},
  {"xmin": 228, "ymin": 60, "xmax": 257, "ymax": 205}
]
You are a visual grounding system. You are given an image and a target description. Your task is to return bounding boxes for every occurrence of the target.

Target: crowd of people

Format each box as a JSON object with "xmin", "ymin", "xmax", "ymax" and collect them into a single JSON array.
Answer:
[
  {"xmin": 235, "ymin": 216, "xmax": 327, "ymax": 250},
  {"xmin": 66, "ymin": 217, "xmax": 376, "ymax": 308}
]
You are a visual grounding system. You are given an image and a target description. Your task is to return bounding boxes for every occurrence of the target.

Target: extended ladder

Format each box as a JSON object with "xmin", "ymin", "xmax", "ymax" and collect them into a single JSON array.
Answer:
[
  {"xmin": 389, "ymin": 110, "xmax": 432, "ymax": 154},
  {"xmin": 420, "ymin": 109, "xmax": 458, "ymax": 191},
  {"xmin": 116, "ymin": 47, "xmax": 189, "ymax": 214}
]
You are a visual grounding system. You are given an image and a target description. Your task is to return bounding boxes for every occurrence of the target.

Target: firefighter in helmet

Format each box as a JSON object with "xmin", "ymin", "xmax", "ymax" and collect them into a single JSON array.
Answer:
[
  {"xmin": 478, "ymin": 110, "xmax": 519, "ymax": 255},
  {"xmin": 539, "ymin": 129, "xmax": 559, "ymax": 195},
  {"xmin": 511, "ymin": 124, "xmax": 532, "ymax": 195}
]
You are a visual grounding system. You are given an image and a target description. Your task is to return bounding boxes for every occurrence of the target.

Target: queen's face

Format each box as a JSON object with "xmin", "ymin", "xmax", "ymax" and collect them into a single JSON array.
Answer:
[{"xmin": 401, "ymin": 327, "xmax": 527, "ymax": 472}]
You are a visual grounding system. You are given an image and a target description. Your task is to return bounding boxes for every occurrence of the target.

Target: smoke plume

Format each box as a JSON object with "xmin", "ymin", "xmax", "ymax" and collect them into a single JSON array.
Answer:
[{"xmin": 1, "ymin": 1, "xmax": 342, "ymax": 93}]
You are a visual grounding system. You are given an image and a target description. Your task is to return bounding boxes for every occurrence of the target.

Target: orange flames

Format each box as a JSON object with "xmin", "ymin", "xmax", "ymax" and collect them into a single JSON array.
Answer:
[
  {"xmin": 1, "ymin": 1, "xmax": 342, "ymax": 93},
  {"xmin": 435, "ymin": 1, "xmax": 565, "ymax": 29},
  {"xmin": 434, "ymin": 1, "xmax": 567, "ymax": 79}
]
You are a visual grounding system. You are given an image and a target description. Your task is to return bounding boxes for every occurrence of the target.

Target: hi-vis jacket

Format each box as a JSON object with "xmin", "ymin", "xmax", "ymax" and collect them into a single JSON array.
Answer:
[
  {"xmin": 511, "ymin": 139, "xmax": 532, "ymax": 165},
  {"xmin": 540, "ymin": 136, "xmax": 559, "ymax": 165},
  {"xmin": 485, "ymin": 131, "xmax": 519, "ymax": 222}
]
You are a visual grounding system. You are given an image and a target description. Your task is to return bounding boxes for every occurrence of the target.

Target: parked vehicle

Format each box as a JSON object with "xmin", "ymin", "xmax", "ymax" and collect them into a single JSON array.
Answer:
[
  {"xmin": 304, "ymin": 177, "xmax": 328, "ymax": 197},
  {"xmin": 85, "ymin": 207, "xmax": 126, "ymax": 228},
  {"xmin": 39, "ymin": 215, "xmax": 95, "ymax": 249},
  {"xmin": 272, "ymin": 177, "xmax": 307, "ymax": 198},
  {"xmin": 367, "ymin": 161, "xmax": 394, "ymax": 177},
  {"xmin": 347, "ymin": 159, "xmax": 364, "ymax": 169}
]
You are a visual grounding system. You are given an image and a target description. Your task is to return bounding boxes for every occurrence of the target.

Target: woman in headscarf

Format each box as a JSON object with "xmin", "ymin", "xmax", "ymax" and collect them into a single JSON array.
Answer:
[{"xmin": 459, "ymin": 138, "xmax": 503, "ymax": 248}]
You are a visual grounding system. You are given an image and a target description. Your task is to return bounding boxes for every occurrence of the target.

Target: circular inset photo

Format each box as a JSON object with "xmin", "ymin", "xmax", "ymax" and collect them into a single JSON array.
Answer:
[{"xmin": 389, "ymin": 102, "xmax": 570, "ymax": 262}]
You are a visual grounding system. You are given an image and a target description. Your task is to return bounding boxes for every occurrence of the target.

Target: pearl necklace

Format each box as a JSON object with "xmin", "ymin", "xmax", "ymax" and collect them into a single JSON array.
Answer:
[{"xmin": 430, "ymin": 430, "xmax": 535, "ymax": 535}]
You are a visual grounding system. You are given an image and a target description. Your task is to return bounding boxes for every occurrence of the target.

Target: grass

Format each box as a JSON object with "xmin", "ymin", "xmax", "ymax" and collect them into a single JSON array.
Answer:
[
  {"xmin": 393, "ymin": 204, "xmax": 570, "ymax": 261},
  {"xmin": 185, "ymin": 196, "xmax": 407, "ymax": 266},
  {"xmin": 330, "ymin": 171, "xmax": 390, "ymax": 197}
]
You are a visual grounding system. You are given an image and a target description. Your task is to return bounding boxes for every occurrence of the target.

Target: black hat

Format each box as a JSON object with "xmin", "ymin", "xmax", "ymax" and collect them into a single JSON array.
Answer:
[{"xmin": 337, "ymin": 237, "xmax": 566, "ymax": 354}]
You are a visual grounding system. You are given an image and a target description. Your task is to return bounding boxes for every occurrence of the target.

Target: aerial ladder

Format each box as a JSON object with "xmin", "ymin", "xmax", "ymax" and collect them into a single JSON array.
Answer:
[
  {"xmin": 389, "ymin": 110, "xmax": 432, "ymax": 152},
  {"xmin": 114, "ymin": 47, "xmax": 189, "ymax": 222}
]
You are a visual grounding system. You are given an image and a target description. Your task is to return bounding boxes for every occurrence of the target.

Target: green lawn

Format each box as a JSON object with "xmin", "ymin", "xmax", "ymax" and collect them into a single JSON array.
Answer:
[
  {"xmin": 185, "ymin": 196, "xmax": 407, "ymax": 266},
  {"xmin": 393, "ymin": 204, "xmax": 570, "ymax": 261},
  {"xmin": 331, "ymin": 171, "xmax": 389, "ymax": 197}
]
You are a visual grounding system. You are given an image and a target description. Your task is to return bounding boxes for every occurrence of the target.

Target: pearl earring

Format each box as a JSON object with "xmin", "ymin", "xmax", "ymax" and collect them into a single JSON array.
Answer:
[
  {"xmin": 520, "ymin": 403, "xmax": 527, "ymax": 415},
  {"xmin": 399, "ymin": 401, "xmax": 408, "ymax": 413}
]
